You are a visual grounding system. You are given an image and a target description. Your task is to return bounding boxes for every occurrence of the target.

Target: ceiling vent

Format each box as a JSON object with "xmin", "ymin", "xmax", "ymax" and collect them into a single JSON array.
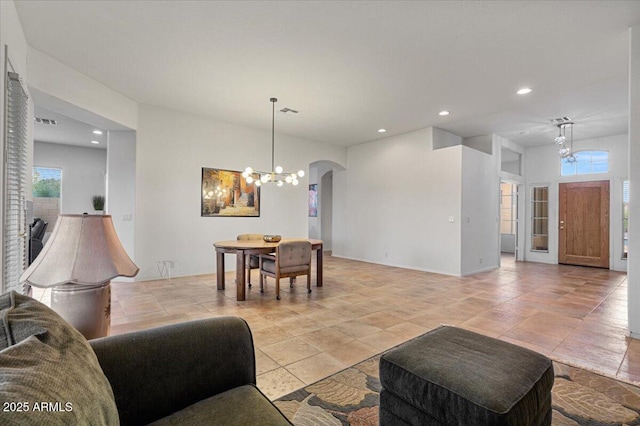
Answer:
[
  {"xmin": 35, "ymin": 117, "xmax": 58, "ymax": 125},
  {"xmin": 550, "ymin": 116, "xmax": 572, "ymax": 124},
  {"xmin": 279, "ymin": 107, "xmax": 299, "ymax": 114}
]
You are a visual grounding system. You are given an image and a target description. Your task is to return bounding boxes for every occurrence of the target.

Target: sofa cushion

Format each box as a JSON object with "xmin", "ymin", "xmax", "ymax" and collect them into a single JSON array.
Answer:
[
  {"xmin": 30, "ymin": 218, "xmax": 47, "ymax": 241},
  {"xmin": 149, "ymin": 384, "xmax": 293, "ymax": 426},
  {"xmin": 0, "ymin": 291, "xmax": 119, "ymax": 425},
  {"xmin": 261, "ymin": 258, "xmax": 309, "ymax": 275},
  {"xmin": 380, "ymin": 326, "xmax": 554, "ymax": 425}
]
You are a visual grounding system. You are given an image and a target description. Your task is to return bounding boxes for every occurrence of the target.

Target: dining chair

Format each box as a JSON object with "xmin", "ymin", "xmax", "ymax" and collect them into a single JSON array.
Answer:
[
  {"xmin": 259, "ymin": 240, "xmax": 312, "ymax": 300},
  {"xmin": 236, "ymin": 234, "xmax": 264, "ymax": 287}
]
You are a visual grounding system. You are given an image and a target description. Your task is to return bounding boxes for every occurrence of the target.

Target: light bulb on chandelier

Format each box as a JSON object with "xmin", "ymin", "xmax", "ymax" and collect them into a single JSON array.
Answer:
[
  {"xmin": 554, "ymin": 123, "xmax": 567, "ymax": 144},
  {"xmin": 243, "ymin": 98, "xmax": 305, "ymax": 187}
]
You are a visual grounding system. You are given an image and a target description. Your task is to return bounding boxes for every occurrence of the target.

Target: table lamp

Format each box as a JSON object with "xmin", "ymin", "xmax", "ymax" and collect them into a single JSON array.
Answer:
[{"xmin": 20, "ymin": 214, "xmax": 138, "ymax": 339}]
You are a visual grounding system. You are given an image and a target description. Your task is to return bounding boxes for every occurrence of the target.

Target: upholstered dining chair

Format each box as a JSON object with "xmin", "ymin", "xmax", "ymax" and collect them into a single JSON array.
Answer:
[
  {"xmin": 259, "ymin": 240, "xmax": 312, "ymax": 300},
  {"xmin": 236, "ymin": 234, "xmax": 264, "ymax": 287}
]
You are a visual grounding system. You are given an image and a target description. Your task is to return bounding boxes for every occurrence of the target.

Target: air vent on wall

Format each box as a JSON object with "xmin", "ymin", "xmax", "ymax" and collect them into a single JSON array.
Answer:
[
  {"xmin": 34, "ymin": 117, "xmax": 58, "ymax": 125},
  {"xmin": 550, "ymin": 116, "xmax": 572, "ymax": 124}
]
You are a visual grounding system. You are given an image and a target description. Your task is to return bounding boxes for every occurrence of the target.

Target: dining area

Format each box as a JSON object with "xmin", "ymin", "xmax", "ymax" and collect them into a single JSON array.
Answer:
[{"xmin": 214, "ymin": 235, "xmax": 324, "ymax": 301}]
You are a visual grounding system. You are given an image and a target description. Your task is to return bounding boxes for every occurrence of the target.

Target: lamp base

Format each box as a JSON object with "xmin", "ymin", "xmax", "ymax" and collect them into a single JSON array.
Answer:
[{"xmin": 51, "ymin": 281, "xmax": 111, "ymax": 340}]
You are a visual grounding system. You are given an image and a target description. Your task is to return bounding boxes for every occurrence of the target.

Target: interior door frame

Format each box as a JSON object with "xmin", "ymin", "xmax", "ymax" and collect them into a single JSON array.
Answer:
[
  {"xmin": 558, "ymin": 180, "xmax": 610, "ymax": 268},
  {"xmin": 498, "ymin": 180, "xmax": 523, "ymax": 265}
]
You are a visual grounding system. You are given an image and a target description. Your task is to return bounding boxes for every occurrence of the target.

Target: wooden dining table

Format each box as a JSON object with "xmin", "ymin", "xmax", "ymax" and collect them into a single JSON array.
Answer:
[{"xmin": 213, "ymin": 238, "xmax": 323, "ymax": 301}]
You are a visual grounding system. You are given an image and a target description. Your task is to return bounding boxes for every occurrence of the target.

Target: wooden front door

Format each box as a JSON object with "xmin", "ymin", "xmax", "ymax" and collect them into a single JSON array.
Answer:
[{"xmin": 558, "ymin": 180, "xmax": 609, "ymax": 268}]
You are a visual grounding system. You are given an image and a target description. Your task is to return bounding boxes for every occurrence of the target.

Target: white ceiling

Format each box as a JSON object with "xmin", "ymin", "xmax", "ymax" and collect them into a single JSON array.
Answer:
[
  {"xmin": 34, "ymin": 105, "xmax": 107, "ymax": 149},
  {"xmin": 14, "ymin": 1, "xmax": 640, "ymax": 148},
  {"xmin": 31, "ymin": 87, "xmax": 131, "ymax": 149}
]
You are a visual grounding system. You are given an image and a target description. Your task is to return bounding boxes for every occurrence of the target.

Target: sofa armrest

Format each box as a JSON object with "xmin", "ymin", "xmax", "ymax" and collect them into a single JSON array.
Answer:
[
  {"xmin": 89, "ymin": 316, "xmax": 256, "ymax": 426},
  {"xmin": 29, "ymin": 239, "xmax": 43, "ymax": 263}
]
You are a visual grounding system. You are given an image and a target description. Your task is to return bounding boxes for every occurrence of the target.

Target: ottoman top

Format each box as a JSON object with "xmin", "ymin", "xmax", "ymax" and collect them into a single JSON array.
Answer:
[{"xmin": 380, "ymin": 326, "xmax": 554, "ymax": 424}]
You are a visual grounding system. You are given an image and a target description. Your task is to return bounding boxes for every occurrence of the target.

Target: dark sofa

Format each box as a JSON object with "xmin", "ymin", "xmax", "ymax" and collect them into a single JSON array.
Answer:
[
  {"xmin": 28, "ymin": 217, "xmax": 47, "ymax": 264},
  {"xmin": 0, "ymin": 291, "xmax": 292, "ymax": 425}
]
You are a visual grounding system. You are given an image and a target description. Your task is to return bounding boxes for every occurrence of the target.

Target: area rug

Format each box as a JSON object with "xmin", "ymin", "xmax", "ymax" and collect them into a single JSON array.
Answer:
[{"xmin": 275, "ymin": 354, "xmax": 640, "ymax": 425}]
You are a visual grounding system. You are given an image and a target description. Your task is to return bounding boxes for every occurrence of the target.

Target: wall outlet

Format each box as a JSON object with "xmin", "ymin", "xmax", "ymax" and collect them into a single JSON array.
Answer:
[
  {"xmin": 169, "ymin": 261, "xmax": 175, "ymax": 268},
  {"xmin": 385, "ymin": 252, "xmax": 389, "ymax": 258},
  {"xmin": 448, "ymin": 216, "xmax": 455, "ymax": 223},
  {"xmin": 479, "ymin": 257, "xmax": 483, "ymax": 264}
]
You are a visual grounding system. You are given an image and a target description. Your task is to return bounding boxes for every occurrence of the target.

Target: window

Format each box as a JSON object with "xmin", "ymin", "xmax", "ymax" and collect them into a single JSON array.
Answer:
[
  {"xmin": 3, "ymin": 71, "xmax": 28, "ymax": 294},
  {"xmin": 500, "ymin": 183, "xmax": 517, "ymax": 234},
  {"xmin": 32, "ymin": 167, "xmax": 61, "ymax": 230},
  {"xmin": 561, "ymin": 150, "xmax": 609, "ymax": 176},
  {"xmin": 33, "ymin": 167, "xmax": 61, "ymax": 198},
  {"xmin": 623, "ymin": 180, "xmax": 629, "ymax": 259},
  {"xmin": 531, "ymin": 186, "xmax": 549, "ymax": 252}
]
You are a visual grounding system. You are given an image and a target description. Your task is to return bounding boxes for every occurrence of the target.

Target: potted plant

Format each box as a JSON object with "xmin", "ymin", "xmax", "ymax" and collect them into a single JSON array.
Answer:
[{"xmin": 92, "ymin": 195, "xmax": 105, "ymax": 213}]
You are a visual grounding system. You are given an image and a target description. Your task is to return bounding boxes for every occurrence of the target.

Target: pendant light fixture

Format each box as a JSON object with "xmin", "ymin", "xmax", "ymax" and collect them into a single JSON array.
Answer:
[
  {"xmin": 555, "ymin": 122, "xmax": 577, "ymax": 164},
  {"xmin": 554, "ymin": 126, "xmax": 566, "ymax": 145},
  {"xmin": 243, "ymin": 98, "xmax": 305, "ymax": 187}
]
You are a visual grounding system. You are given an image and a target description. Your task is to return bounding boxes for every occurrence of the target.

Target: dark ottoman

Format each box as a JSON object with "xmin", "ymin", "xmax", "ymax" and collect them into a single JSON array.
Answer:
[{"xmin": 379, "ymin": 326, "xmax": 554, "ymax": 425}]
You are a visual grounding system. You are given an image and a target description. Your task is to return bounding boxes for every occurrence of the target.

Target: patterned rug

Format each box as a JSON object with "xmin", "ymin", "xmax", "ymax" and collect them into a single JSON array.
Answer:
[{"xmin": 275, "ymin": 354, "xmax": 640, "ymax": 425}]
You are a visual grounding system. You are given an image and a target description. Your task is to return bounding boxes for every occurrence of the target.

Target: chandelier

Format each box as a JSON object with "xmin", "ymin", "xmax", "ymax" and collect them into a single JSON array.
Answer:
[
  {"xmin": 554, "ymin": 122, "xmax": 577, "ymax": 164},
  {"xmin": 243, "ymin": 97, "xmax": 305, "ymax": 187}
]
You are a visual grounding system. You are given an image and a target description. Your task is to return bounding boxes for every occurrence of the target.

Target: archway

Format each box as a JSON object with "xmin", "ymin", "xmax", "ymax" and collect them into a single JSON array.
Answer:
[{"xmin": 308, "ymin": 160, "xmax": 345, "ymax": 252}]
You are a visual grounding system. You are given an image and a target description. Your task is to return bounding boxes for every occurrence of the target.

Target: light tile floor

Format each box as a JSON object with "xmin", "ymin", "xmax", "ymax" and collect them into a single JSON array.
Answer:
[{"xmin": 34, "ymin": 254, "xmax": 634, "ymax": 400}]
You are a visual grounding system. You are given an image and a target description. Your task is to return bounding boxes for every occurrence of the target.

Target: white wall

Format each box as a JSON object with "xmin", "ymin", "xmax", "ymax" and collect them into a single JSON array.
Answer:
[
  {"xmin": 332, "ymin": 127, "xmax": 463, "ymax": 276},
  {"xmin": 24, "ymin": 46, "xmax": 138, "ymax": 280},
  {"xmin": 321, "ymin": 171, "xmax": 333, "ymax": 250},
  {"xmin": 135, "ymin": 105, "xmax": 346, "ymax": 280},
  {"xmin": 461, "ymin": 145, "xmax": 499, "ymax": 275},
  {"xmin": 34, "ymin": 142, "xmax": 107, "ymax": 215},
  {"xmin": 1, "ymin": 0, "xmax": 32, "ymax": 294},
  {"xmin": 308, "ymin": 160, "xmax": 340, "ymax": 248},
  {"xmin": 629, "ymin": 25, "xmax": 640, "ymax": 337},
  {"xmin": 501, "ymin": 234, "xmax": 516, "ymax": 253},
  {"xmin": 524, "ymin": 133, "xmax": 629, "ymax": 271},
  {"xmin": 308, "ymin": 162, "xmax": 331, "ymax": 240},
  {"xmin": 21, "ymin": 43, "xmax": 348, "ymax": 282},
  {"xmin": 107, "ymin": 131, "xmax": 136, "ymax": 259},
  {"xmin": 27, "ymin": 48, "xmax": 138, "ymax": 131},
  {"xmin": 463, "ymin": 134, "xmax": 493, "ymax": 155},
  {"xmin": 502, "ymin": 161, "xmax": 520, "ymax": 175}
]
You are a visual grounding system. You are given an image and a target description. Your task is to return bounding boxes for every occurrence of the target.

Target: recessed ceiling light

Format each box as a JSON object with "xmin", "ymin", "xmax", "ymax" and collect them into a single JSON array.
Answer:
[
  {"xmin": 378, "ymin": 128, "xmax": 387, "ymax": 133},
  {"xmin": 517, "ymin": 88, "xmax": 532, "ymax": 95},
  {"xmin": 93, "ymin": 130, "xmax": 103, "ymax": 135},
  {"xmin": 91, "ymin": 140, "xmax": 100, "ymax": 145},
  {"xmin": 438, "ymin": 110, "xmax": 450, "ymax": 116}
]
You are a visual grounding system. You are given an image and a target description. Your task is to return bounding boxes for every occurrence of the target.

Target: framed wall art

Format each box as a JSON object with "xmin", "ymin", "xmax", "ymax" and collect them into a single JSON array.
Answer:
[
  {"xmin": 309, "ymin": 184, "xmax": 318, "ymax": 217},
  {"xmin": 201, "ymin": 167, "xmax": 260, "ymax": 217}
]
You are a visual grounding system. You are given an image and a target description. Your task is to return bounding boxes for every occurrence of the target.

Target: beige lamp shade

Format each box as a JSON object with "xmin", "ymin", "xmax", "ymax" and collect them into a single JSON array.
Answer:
[{"xmin": 20, "ymin": 214, "xmax": 139, "ymax": 288}]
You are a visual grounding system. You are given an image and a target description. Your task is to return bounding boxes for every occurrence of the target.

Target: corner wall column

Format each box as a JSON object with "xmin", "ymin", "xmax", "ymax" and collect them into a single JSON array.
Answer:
[{"xmin": 628, "ymin": 25, "xmax": 640, "ymax": 337}]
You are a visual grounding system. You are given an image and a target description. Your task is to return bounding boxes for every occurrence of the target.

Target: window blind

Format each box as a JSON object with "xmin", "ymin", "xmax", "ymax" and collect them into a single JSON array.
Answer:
[{"xmin": 3, "ymin": 71, "xmax": 28, "ymax": 294}]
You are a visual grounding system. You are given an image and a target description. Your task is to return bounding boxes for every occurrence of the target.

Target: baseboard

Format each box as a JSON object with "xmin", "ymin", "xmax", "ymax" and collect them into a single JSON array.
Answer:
[
  {"xmin": 329, "ymin": 254, "xmax": 461, "ymax": 277},
  {"xmin": 461, "ymin": 265, "xmax": 499, "ymax": 276}
]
